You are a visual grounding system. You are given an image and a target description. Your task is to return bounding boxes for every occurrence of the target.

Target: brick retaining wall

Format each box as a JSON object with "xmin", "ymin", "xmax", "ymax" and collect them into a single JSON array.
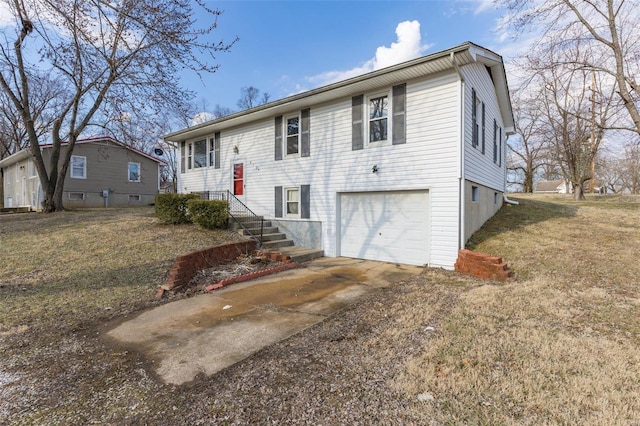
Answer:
[
  {"xmin": 159, "ymin": 240, "xmax": 258, "ymax": 296},
  {"xmin": 454, "ymin": 249, "xmax": 514, "ymax": 281}
]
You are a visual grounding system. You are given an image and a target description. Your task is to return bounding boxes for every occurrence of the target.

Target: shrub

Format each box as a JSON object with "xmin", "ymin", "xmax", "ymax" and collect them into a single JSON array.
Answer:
[
  {"xmin": 155, "ymin": 193, "xmax": 200, "ymax": 224},
  {"xmin": 187, "ymin": 199, "xmax": 229, "ymax": 229}
]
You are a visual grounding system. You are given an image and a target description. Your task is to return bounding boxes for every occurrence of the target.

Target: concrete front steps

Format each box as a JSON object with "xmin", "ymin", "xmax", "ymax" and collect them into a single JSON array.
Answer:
[{"xmin": 229, "ymin": 216, "xmax": 323, "ymax": 263}]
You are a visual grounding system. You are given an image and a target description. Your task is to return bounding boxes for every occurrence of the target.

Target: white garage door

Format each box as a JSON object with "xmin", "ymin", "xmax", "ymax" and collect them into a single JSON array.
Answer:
[{"xmin": 339, "ymin": 190, "xmax": 429, "ymax": 266}]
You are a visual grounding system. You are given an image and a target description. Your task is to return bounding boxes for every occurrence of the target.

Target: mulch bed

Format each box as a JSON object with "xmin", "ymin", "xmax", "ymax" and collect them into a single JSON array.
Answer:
[{"xmin": 182, "ymin": 254, "xmax": 291, "ymax": 295}]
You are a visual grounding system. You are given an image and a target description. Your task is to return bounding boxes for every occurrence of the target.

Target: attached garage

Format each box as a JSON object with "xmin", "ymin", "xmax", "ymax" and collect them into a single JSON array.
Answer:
[{"xmin": 338, "ymin": 190, "xmax": 430, "ymax": 266}]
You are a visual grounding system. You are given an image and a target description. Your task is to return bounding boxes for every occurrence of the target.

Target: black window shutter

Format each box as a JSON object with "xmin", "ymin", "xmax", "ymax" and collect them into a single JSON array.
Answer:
[
  {"xmin": 471, "ymin": 88, "xmax": 477, "ymax": 147},
  {"xmin": 300, "ymin": 184, "xmax": 310, "ymax": 219},
  {"xmin": 275, "ymin": 116, "xmax": 283, "ymax": 161},
  {"xmin": 481, "ymin": 102, "xmax": 486, "ymax": 154},
  {"xmin": 214, "ymin": 132, "xmax": 221, "ymax": 169},
  {"xmin": 392, "ymin": 83, "xmax": 406, "ymax": 145},
  {"xmin": 499, "ymin": 127, "xmax": 503, "ymax": 167},
  {"xmin": 180, "ymin": 141, "xmax": 185, "ymax": 174},
  {"xmin": 493, "ymin": 119, "xmax": 498, "ymax": 163},
  {"xmin": 301, "ymin": 109, "xmax": 310, "ymax": 157},
  {"xmin": 274, "ymin": 186, "xmax": 283, "ymax": 218},
  {"xmin": 352, "ymin": 95, "xmax": 364, "ymax": 150}
]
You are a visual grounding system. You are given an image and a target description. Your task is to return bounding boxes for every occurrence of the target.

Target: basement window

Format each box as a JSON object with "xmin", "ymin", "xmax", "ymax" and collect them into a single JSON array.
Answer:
[
  {"xmin": 471, "ymin": 186, "xmax": 479, "ymax": 203},
  {"xmin": 128, "ymin": 194, "xmax": 141, "ymax": 202},
  {"xmin": 68, "ymin": 192, "xmax": 85, "ymax": 201}
]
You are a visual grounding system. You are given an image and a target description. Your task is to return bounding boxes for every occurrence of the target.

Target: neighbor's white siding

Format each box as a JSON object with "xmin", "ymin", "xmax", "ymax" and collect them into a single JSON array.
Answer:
[{"xmin": 178, "ymin": 70, "xmax": 463, "ymax": 268}]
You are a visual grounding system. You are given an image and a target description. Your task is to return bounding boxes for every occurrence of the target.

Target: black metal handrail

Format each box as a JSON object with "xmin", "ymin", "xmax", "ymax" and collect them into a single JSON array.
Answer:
[{"xmin": 196, "ymin": 191, "xmax": 264, "ymax": 246}]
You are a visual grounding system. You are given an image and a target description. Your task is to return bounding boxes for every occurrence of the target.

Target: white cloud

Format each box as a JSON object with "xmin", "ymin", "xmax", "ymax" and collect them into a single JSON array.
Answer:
[
  {"xmin": 306, "ymin": 20, "xmax": 431, "ymax": 88},
  {"xmin": 0, "ymin": 2, "xmax": 16, "ymax": 27},
  {"xmin": 473, "ymin": 0, "xmax": 495, "ymax": 15},
  {"xmin": 191, "ymin": 112, "xmax": 214, "ymax": 126}
]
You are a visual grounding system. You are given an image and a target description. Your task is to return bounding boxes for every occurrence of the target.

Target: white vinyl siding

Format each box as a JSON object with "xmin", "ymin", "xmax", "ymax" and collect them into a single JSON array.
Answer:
[
  {"xmin": 178, "ymin": 71, "xmax": 461, "ymax": 268},
  {"xmin": 461, "ymin": 63, "xmax": 506, "ymax": 191}
]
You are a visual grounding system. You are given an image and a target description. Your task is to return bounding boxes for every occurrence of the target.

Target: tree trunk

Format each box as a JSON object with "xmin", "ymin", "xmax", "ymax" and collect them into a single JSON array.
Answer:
[{"xmin": 573, "ymin": 182, "xmax": 585, "ymax": 201}]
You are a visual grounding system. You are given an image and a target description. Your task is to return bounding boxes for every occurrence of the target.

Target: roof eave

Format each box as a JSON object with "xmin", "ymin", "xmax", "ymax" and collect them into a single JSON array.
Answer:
[{"xmin": 164, "ymin": 42, "xmax": 482, "ymax": 142}]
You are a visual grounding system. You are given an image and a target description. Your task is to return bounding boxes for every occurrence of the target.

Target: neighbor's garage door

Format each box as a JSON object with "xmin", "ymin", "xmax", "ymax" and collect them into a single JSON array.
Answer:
[{"xmin": 339, "ymin": 190, "xmax": 429, "ymax": 266}]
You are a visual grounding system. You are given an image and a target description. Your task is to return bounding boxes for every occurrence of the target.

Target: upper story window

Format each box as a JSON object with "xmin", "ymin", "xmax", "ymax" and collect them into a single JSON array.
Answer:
[
  {"xmin": 275, "ymin": 109, "xmax": 310, "ymax": 160},
  {"xmin": 368, "ymin": 94, "xmax": 388, "ymax": 143},
  {"xmin": 471, "ymin": 88, "xmax": 485, "ymax": 152},
  {"xmin": 286, "ymin": 115, "xmax": 300, "ymax": 156},
  {"xmin": 352, "ymin": 83, "xmax": 405, "ymax": 151},
  {"xmin": 70, "ymin": 155, "xmax": 86, "ymax": 179},
  {"xmin": 193, "ymin": 139, "xmax": 206, "ymax": 168},
  {"xmin": 128, "ymin": 162, "xmax": 141, "ymax": 182}
]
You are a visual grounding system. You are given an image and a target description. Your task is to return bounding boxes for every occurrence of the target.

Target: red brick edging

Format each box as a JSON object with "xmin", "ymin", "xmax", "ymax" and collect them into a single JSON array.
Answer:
[
  {"xmin": 454, "ymin": 249, "xmax": 514, "ymax": 282},
  {"xmin": 157, "ymin": 240, "xmax": 257, "ymax": 298},
  {"xmin": 204, "ymin": 261, "xmax": 298, "ymax": 292}
]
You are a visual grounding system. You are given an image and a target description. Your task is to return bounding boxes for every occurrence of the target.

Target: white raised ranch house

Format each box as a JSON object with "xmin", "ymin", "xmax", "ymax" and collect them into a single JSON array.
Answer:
[{"xmin": 164, "ymin": 42, "xmax": 515, "ymax": 269}]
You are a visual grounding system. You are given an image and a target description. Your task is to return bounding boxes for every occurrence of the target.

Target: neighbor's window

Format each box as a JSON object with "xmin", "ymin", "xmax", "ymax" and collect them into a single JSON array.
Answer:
[
  {"xmin": 286, "ymin": 187, "xmax": 299, "ymax": 216},
  {"xmin": 128, "ymin": 194, "xmax": 141, "ymax": 201},
  {"xmin": 193, "ymin": 139, "xmax": 206, "ymax": 168},
  {"xmin": 68, "ymin": 192, "xmax": 85, "ymax": 200},
  {"xmin": 286, "ymin": 115, "xmax": 300, "ymax": 155},
  {"xmin": 471, "ymin": 185, "xmax": 479, "ymax": 202},
  {"xmin": 70, "ymin": 155, "xmax": 86, "ymax": 179},
  {"xmin": 128, "ymin": 162, "xmax": 141, "ymax": 182},
  {"xmin": 369, "ymin": 95, "xmax": 388, "ymax": 142}
]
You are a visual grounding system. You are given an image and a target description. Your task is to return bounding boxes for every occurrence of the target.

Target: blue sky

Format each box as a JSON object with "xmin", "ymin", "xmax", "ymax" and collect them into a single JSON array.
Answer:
[{"xmin": 187, "ymin": 0, "xmax": 511, "ymax": 115}]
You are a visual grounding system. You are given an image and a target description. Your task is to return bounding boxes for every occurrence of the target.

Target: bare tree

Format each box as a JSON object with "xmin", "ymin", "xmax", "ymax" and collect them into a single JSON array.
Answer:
[
  {"xmin": 498, "ymin": 0, "xmax": 640, "ymax": 137},
  {"xmin": 599, "ymin": 142, "xmax": 640, "ymax": 193},
  {"xmin": 0, "ymin": 0, "xmax": 235, "ymax": 212},
  {"xmin": 212, "ymin": 104, "xmax": 234, "ymax": 118},
  {"xmin": 508, "ymin": 89, "xmax": 554, "ymax": 192},
  {"xmin": 236, "ymin": 86, "xmax": 270, "ymax": 110},
  {"xmin": 522, "ymin": 41, "xmax": 617, "ymax": 200}
]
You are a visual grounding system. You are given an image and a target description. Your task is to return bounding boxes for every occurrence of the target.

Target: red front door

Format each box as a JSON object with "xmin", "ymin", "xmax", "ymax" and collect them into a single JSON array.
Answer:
[{"xmin": 233, "ymin": 163, "xmax": 244, "ymax": 196}]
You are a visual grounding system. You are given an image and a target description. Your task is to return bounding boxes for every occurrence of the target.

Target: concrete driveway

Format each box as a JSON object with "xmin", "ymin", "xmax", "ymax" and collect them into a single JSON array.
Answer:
[{"xmin": 106, "ymin": 257, "xmax": 423, "ymax": 385}]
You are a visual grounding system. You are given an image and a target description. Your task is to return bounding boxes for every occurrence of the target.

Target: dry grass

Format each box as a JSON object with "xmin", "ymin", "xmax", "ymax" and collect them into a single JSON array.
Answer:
[
  {"xmin": 393, "ymin": 194, "xmax": 640, "ymax": 425},
  {"xmin": 0, "ymin": 207, "xmax": 243, "ymax": 335},
  {"xmin": 1, "ymin": 196, "xmax": 640, "ymax": 425}
]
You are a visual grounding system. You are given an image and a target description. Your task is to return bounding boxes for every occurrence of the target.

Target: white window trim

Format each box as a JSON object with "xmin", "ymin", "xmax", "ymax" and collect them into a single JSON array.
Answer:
[
  {"xmin": 366, "ymin": 90, "xmax": 392, "ymax": 147},
  {"xmin": 208, "ymin": 137, "xmax": 215, "ymax": 167},
  {"xmin": 284, "ymin": 113, "xmax": 301, "ymax": 158},
  {"xmin": 70, "ymin": 155, "xmax": 87, "ymax": 179},
  {"xmin": 285, "ymin": 186, "xmax": 300, "ymax": 218},
  {"xmin": 128, "ymin": 162, "xmax": 141, "ymax": 182}
]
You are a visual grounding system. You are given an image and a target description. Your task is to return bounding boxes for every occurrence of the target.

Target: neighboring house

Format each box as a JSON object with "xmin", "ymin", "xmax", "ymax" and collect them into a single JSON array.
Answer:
[
  {"xmin": 164, "ymin": 42, "xmax": 515, "ymax": 269},
  {"xmin": 534, "ymin": 179, "xmax": 571, "ymax": 194},
  {"xmin": 0, "ymin": 136, "xmax": 163, "ymax": 210}
]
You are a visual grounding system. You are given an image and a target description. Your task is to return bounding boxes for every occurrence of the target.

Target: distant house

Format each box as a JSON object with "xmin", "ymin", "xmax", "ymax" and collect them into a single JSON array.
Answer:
[
  {"xmin": 0, "ymin": 136, "xmax": 163, "ymax": 210},
  {"xmin": 164, "ymin": 42, "xmax": 515, "ymax": 269},
  {"xmin": 534, "ymin": 179, "xmax": 570, "ymax": 194}
]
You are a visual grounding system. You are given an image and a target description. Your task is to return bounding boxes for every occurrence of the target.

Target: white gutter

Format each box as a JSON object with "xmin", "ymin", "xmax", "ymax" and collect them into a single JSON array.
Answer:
[
  {"xmin": 503, "ymin": 134, "xmax": 519, "ymax": 205},
  {"xmin": 450, "ymin": 52, "xmax": 466, "ymax": 250}
]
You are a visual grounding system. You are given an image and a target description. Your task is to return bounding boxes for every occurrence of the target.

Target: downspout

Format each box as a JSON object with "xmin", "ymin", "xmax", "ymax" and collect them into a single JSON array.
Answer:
[
  {"xmin": 502, "ymin": 134, "xmax": 520, "ymax": 205},
  {"xmin": 450, "ymin": 52, "xmax": 466, "ymax": 251}
]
